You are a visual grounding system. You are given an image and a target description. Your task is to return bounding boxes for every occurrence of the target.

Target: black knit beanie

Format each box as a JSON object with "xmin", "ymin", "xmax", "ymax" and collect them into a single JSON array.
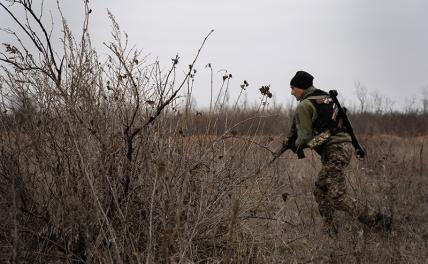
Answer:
[{"xmin": 290, "ymin": 71, "xmax": 314, "ymax": 89}]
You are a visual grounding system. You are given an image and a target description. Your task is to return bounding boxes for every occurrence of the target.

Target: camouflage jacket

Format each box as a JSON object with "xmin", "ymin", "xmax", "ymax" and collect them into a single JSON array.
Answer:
[{"xmin": 286, "ymin": 86, "xmax": 351, "ymax": 151}]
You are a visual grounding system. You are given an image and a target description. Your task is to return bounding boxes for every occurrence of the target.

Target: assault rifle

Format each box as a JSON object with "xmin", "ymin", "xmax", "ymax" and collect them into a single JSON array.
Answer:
[
  {"xmin": 329, "ymin": 90, "xmax": 366, "ymax": 158},
  {"xmin": 270, "ymin": 133, "xmax": 305, "ymax": 165}
]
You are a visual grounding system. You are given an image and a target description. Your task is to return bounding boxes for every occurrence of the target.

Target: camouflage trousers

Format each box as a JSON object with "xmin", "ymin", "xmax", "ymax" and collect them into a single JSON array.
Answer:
[{"xmin": 314, "ymin": 142, "xmax": 376, "ymax": 225}]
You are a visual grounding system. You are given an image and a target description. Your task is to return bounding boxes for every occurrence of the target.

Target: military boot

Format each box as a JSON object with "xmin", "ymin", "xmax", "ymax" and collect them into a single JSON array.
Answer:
[
  {"xmin": 374, "ymin": 212, "xmax": 393, "ymax": 230},
  {"xmin": 358, "ymin": 211, "xmax": 392, "ymax": 230}
]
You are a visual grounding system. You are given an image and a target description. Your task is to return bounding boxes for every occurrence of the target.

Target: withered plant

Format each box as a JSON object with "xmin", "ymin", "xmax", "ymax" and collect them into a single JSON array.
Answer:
[
  {"xmin": 1, "ymin": 1, "xmax": 428, "ymax": 264},
  {"xmin": 0, "ymin": 1, "xmax": 280, "ymax": 263}
]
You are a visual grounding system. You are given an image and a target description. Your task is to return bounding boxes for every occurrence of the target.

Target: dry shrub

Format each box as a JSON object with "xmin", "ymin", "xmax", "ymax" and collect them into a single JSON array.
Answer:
[
  {"xmin": 0, "ymin": 1, "xmax": 282, "ymax": 263},
  {"xmin": 1, "ymin": 2, "xmax": 427, "ymax": 264}
]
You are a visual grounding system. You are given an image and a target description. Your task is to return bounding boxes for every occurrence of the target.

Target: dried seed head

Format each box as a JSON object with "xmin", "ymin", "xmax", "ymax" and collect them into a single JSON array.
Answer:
[
  {"xmin": 240, "ymin": 80, "xmax": 249, "ymax": 90},
  {"xmin": 172, "ymin": 57, "xmax": 179, "ymax": 65},
  {"xmin": 259, "ymin": 85, "xmax": 272, "ymax": 98}
]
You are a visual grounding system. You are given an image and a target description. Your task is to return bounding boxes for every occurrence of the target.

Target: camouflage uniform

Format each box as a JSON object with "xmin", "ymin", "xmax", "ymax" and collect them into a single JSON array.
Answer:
[
  {"xmin": 287, "ymin": 86, "xmax": 381, "ymax": 228},
  {"xmin": 315, "ymin": 142, "xmax": 360, "ymax": 223}
]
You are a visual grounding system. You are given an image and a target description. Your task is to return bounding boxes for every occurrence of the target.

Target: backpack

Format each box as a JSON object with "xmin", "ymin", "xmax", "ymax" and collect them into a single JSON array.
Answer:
[{"xmin": 306, "ymin": 89, "xmax": 345, "ymax": 135}]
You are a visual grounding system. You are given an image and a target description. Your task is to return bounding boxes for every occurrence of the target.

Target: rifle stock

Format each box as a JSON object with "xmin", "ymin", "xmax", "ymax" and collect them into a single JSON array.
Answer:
[{"xmin": 329, "ymin": 90, "xmax": 366, "ymax": 158}]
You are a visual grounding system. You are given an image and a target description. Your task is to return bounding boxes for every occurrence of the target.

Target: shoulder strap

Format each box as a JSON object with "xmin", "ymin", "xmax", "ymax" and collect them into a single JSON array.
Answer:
[
  {"xmin": 306, "ymin": 95, "xmax": 328, "ymax": 100},
  {"xmin": 306, "ymin": 89, "xmax": 332, "ymax": 104}
]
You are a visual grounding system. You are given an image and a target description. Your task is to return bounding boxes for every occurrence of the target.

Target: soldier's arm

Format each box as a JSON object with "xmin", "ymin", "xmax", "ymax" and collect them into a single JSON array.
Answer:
[
  {"xmin": 295, "ymin": 101, "xmax": 316, "ymax": 147},
  {"xmin": 285, "ymin": 117, "xmax": 297, "ymax": 146}
]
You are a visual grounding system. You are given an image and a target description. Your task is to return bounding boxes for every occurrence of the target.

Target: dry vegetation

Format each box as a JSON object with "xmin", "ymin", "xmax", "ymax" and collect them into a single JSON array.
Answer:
[{"xmin": 1, "ymin": 1, "xmax": 428, "ymax": 263}]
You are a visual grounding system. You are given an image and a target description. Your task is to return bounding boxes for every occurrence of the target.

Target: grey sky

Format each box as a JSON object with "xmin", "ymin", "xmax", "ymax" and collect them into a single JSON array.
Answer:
[{"xmin": 2, "ymin": 0, "xmax": 428, "ymax": 110}]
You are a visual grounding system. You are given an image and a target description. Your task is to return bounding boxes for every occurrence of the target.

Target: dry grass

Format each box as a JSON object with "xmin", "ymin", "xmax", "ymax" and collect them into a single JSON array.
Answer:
[
  {"xmin": 1, "ymin": 129, "xmax": 427, "ymax": 263},
  {"xmin": 0, "ymin": 1, "xmax": 428, "ymax": 263}
]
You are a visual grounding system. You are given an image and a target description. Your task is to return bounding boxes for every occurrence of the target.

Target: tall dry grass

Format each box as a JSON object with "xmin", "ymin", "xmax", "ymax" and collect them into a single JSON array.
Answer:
[{"xmin": 1, "ymin": 1, "xmax": 428, "ymax": 263}]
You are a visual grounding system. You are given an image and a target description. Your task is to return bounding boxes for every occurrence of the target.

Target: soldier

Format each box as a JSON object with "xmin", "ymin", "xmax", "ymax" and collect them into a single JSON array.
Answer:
[{"xmin": 279, "ymin": 70, "xmax": 392, "ymax": 234}]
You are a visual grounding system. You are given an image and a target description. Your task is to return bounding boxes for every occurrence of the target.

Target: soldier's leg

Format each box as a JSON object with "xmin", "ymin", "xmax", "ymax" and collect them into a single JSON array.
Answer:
[
  {"xmin": 314, "ymin": 170, "xmax": 335, "ymax": 224},
  {"xmin": 318, "ymin": 143, "xmax": 392, "ymax": 229},
  {"xmin": 319, "ymin": 143, "xmax": 360, "ymax": 219}
]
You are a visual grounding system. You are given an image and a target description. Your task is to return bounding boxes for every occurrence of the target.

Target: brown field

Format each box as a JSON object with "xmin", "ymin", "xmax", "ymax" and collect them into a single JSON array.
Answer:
[
  {"xmin": 1, "ymin": 124, "xmax": 427, "ymax": 263},
  {"xmin": 1, "ymin": 2, "xmax": 428, "ymax": 262}
]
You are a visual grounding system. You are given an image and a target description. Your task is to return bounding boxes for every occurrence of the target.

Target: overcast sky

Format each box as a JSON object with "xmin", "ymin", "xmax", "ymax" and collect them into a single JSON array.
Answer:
[{"xmin": 1, "ymin": 0, "xmax": 428, "ymax": 110}]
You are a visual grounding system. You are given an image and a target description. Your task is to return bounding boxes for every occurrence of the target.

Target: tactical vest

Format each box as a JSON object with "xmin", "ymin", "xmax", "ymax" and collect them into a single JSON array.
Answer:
[{"xmin": 306, "ymin": 89, "xmax": 344, "ymax": 135}]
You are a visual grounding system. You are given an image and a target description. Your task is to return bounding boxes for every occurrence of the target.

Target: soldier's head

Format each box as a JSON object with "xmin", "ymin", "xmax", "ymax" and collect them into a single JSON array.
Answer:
[{"xmin": 290, "ymin": 71, "xmax": 314, "ymax": 100}]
